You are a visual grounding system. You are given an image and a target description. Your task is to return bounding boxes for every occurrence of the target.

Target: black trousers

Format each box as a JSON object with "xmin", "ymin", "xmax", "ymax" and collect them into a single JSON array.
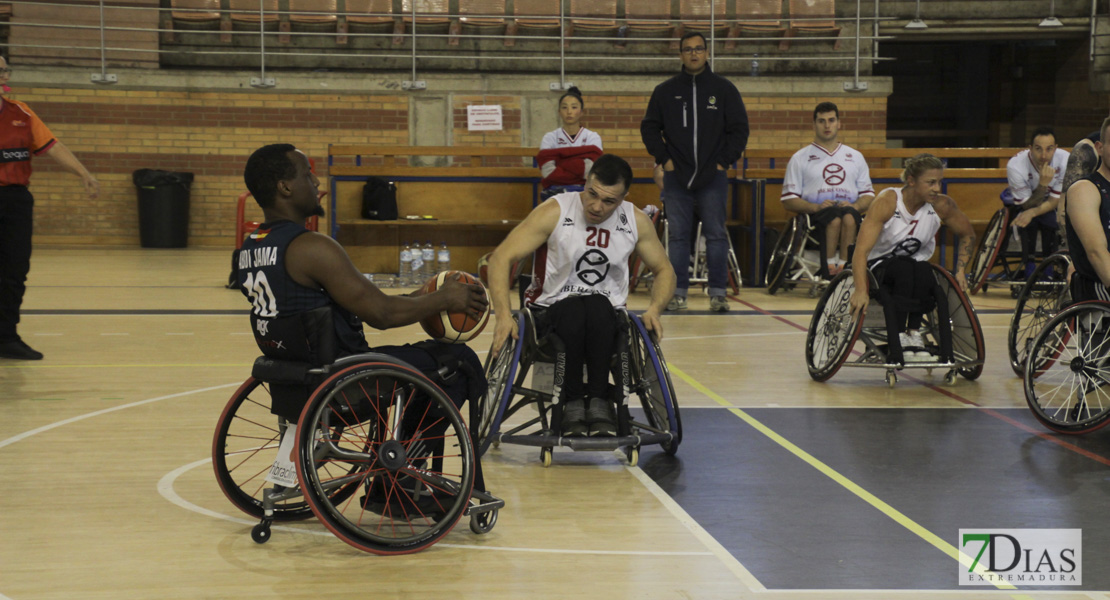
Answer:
[
  {"xmin": 0, "ymin": 186, "xmax": 33, "ymax": 342},
  {"xmin": 537, "ymin": 294, "xmax": 618, "ymax": 401}
]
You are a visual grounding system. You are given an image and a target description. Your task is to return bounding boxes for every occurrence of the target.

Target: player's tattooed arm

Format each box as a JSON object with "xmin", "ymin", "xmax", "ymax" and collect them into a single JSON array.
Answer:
[{"xmin": 1057, "ymin": 141, "xmax": 1098, "ymax": 240}]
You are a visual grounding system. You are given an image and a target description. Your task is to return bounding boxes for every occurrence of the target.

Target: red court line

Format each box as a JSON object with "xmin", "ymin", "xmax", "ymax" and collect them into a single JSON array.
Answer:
[{"xmin": 730, "ymin": 292, "xmax": 1110, "ymax": 467}]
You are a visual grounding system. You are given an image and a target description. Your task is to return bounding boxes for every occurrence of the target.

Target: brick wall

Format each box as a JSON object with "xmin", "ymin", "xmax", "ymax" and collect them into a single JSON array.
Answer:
[{"xmin": 18, "ymin": 83, "xmax": 886, "ymax": 247}]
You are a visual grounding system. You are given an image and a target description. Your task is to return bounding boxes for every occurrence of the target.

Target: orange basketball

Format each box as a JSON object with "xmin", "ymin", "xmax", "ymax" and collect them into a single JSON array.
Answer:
[{"xmin": 419, "ymin": 270, "xmax": 491, "ymax": 344}]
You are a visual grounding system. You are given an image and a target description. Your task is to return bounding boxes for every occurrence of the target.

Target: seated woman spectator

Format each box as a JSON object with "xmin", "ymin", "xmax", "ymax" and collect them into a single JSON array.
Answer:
[{"xmin": 537, "ymin": 87, "xmax": 603, "ymax": 201}]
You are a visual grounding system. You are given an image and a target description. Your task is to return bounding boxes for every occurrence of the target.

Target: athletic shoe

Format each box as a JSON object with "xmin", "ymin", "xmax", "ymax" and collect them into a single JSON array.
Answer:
[
  {"xmin": 903, "ymin": 330, "xmax": 925, "ymax": 349},
  {"xmin": 666, "ymin": 295, "xmax": 688, "ymax": 311},
  {"xmin": 586, "ymin": 397, "xmax": 617, "ymax": 437},
  {"xmin": 709, "ymin": 296, "xmax": 730, "ymax": 313},
  {"xmin": 0, "ymin": 338, "xmax": 43, "ymax": 360},
  {"xmin": 561, "ymin": 398, "xmax": 588, "ymax": 437}
]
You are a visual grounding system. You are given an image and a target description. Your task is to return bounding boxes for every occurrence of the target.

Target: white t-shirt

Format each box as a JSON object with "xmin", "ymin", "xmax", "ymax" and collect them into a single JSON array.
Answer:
[
  {"xmin": 1006, "ymin": 148, "xmax": 1070, "ymax": 204},
  {"xmin": 524, "ymin": 191, "xmax": 638, "ymax": 308},
  {"xmin": 780, "ymin": 142, "xmax": 874, "ymax": 205},
  {"xmin": 539, "ymin": 126, "xmax": 603, "ymax": 151},
  {"xmin": 868, "ymin": 188, "xmax": 942, "ymax": 262}
]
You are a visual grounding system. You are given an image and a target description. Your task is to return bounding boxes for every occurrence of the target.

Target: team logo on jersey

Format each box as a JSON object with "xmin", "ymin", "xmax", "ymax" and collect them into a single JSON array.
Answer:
[
  {"xmin": 618, "ymin": 212, "xmax": 628, "ymax": 225},
  {"xmin": 255, "ymin": 318, "xmax": 270, "ymax": 336},
  {"xmin": 251, "ymin": 228, "xmax": 271, "ymax": 240},
  {"xmin": 891, "ymin": 237, "xmax": 923, "ymax": 257},
  {"xmin": 808, "ymin": 154, "xmax": 820, "ymax": 161},
  {"xmin": 562, "ymin": 217, "xmax": 574, "ymax": 227},
  {"xmin": 823, "ymin": 163, "xmax": 846, "ymax": 186},
  {"xmin": 576, "ymin": 249, "xmax": 610, "ymax": 285},
  {"xmin": 10, "ymin": 120, "xmax": 25, "ymax": 127}
]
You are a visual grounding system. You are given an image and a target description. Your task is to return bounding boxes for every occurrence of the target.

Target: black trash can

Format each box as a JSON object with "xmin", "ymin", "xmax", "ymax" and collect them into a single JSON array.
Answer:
[{"xmin": 133, "ymin": 169, "xmax": 193, "ymax": 248}]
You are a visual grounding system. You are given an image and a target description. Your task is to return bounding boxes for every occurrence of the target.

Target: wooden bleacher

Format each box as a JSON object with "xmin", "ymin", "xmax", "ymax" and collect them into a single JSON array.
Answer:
[{"xmin": 328, "ymin": 144, "xmax": 1023, "ymax": 281}]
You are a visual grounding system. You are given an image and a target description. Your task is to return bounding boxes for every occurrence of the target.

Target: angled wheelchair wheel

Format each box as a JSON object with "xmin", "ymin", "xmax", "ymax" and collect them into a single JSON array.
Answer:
[
  {"xmin": 1008, "ymin": 253, "xmax": 1072, "ymax": 376},
  {"xmin": 932, "ymin": 265, "xmax": 986, "ymax": 381},
  {"xmin": 766, "ymin": 217, "xmax": 803, "ymax": 295},
  {"xmin": 627, "ymin": 314, "xmax": 682, "ymax": 455},
  {"xmin": 1023, "ymin": 301, "xmax": 1110, "ymax": 434},
  {"xmin": 295, "ymin": 360, "xmax": 475, "ymax": 555},
  {"xmin": 212, "ymin": 378, "xmax": 316, "ymax": 521},
  {"xmin": 806, "ymin": 270, "xmax": 864, "ymax": 382},
  {"xmin": 478, "ymin": 326, "xmax": 522, "ymax": 457},
  {"xmin": 967, "ymin": 208, "xmax": 1009, "ymax": 295}
]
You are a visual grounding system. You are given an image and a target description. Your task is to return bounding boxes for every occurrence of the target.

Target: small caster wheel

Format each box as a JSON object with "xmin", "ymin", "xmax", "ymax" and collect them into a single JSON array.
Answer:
[
  {"xmin": 251, "ymin": 522, "xmax": 271, "ymax": 544},
  {"xmin": 886, "ymin": 371, "xmax": 897, "ymax": 388},
  {"xmin": 944, "ymin": 371, "xmax": 958, "ymax": 385},
  {"xmin": 470, "ymin": 509, "xmax": 498, "ymax": 534},
  {"xmin": 493, "ymin": 440, "xmax": 501, "ymax": 449},
  {"xmin": 1011, "ymin": 286, "xmax": 1022, "ymax": 299},
  {"xmin": 540, "ymin": 447, "xmax": 552, "ymax": 467},
  {"xmin": 625, "ymin": 446, "xmax": 639, "ymax": 465}
]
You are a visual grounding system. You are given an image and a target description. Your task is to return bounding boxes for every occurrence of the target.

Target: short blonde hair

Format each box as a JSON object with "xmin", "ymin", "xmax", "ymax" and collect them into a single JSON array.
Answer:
[{"xmin": 901, "ymin": 153, "xmax": 945, "ymax": 183}]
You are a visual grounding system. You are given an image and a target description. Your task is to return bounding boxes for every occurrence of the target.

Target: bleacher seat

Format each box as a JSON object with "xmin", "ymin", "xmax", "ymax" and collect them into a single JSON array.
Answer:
[
  {"xmin": 397, "ymin": 0, "xmax": 451, "ymax": 40},
  {"xmin": 728, "ymin": 0, "xmax": 785, "ymax": 48},
  {"xmin": 569, "ymin": 0, "xmax": 618, "ymax": 38},
  {"xmin": 163, "ymin": 0, "xmax": 221, "ymax": 43},
  {"xmin": 679, "ymin": 0, "xmax": 728, "ymax": 36},
  {"xmin": 506, "ymin": 0, "xmax": 563, "ymax": 47},
  {"xmin": 623, "ymin": 0, "xmax": 674, "ymax": 43},
  {"xmin": 229, "ymin": 0, "xmax": 279, "ymax": 23},
  {"xmin": 341, "ymin": 0, "xmax": 402, "ymax": 45},
  {"xmin": 454, "ymin": 0, "xmax": 507, "ymax": 45},
  {"xmin": 281, "ymin": 0, "xmax": 337, "ymax": 44},
  {"xmin": 781, "ymin": 0, "xmax": 840, "ymax": 50}
]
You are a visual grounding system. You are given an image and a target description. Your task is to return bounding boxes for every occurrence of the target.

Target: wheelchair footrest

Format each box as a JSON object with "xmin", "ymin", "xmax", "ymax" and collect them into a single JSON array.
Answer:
[
  {"xmin": 495, "ymin": 431, "xmax": 674, "ymax": 450},
  {"xmin": 465, "ymin": 490, "xmax": 505, "ymax": 516}
]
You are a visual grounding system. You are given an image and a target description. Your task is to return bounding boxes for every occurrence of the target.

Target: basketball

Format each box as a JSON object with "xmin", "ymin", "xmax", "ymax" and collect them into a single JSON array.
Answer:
[
  {"xmin": 477, "ymin": 252, "xmax": 492, "ymax": 287},
  {"xmin": 419, "ymin": 270, "xmax": 491, "ymax": 344}
]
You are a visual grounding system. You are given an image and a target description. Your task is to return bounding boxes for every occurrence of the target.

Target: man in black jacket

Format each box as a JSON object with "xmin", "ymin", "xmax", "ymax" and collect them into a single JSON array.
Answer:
[{"xmin": 641, "ymin": 32, "xmax": 750, "ymax": 313}]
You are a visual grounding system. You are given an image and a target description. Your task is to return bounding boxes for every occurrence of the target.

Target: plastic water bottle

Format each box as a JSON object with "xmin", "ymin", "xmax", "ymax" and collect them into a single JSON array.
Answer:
[
  {"xmin": 437, "ymin": 242, "xmax": 451, "ymax": 273},
  {"xmin": 410, "ymin": 243, "xmax": 425, "ymax": 287},
  {"xmin": 421, "ymin": 241, "xmax": 435, "ymax": 280},
  {"xmin": 399, "ymin": 243, "xmax": 413, "ymax": 286}
]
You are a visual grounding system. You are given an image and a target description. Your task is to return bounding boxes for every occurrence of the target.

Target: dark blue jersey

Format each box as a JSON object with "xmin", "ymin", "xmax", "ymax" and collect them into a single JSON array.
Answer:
[
  {"xmin": 1066, "ymin": 171, "xmax": 1110, "ymax": 284},
  {"xmin": 238, "ymin": 220, "xmax": 368, "ymax": 359}
]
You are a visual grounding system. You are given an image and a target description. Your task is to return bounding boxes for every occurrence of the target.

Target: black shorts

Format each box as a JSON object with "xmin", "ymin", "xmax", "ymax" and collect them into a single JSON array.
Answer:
[{"xmin": 809, "ymin": 205, "xmax": 862, "ymax": 229}]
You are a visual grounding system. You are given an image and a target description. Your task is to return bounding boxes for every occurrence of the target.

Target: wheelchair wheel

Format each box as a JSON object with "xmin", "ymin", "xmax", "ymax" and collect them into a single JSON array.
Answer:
[
  {"xmin": 295, "ymin": 361, "xmax": 475, "ymax": 555},
  {"xmin": 628, "ymin": 313, "xmax": 682, "ymax": 455},
  {"xmin": 967, "ymin": 208, "xmax": 1009, "ymax": 295},
  {"xmin": 212, "ymin": 378, "xmax": 317, "ymax": 520},
  {"xmin": 1023, "ymin": 302, "xmax": 1110, "ymax": 434},
  {"xmin": 806, "ymin": 270, "xmax": 863, "ymax": 382},
  {"xmin": 766, "ymin": 218, "xmax": 803, "ymax": 295},
  {"xmin": 478, "ymin": 332, "xmax": 520, "ymax": 457},
  {"xmin": 933, "ymin": 265, "xmax": 986, "ymax": 381},
  {"xmin": 1008, "ymin": 253, "xmax": 1072, "ymax": 376}
]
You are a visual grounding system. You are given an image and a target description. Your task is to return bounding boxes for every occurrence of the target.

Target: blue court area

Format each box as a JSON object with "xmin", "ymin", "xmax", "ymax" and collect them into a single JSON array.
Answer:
[{"xmin": 639, "ymin": 406, "xmax": 1110, "ymax": 591}]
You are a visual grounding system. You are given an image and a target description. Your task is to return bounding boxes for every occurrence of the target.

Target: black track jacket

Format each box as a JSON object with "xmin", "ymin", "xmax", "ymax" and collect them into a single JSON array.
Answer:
[{"xmin": 640, "ymin": 66, "xmax": 750, "ymax": 191}]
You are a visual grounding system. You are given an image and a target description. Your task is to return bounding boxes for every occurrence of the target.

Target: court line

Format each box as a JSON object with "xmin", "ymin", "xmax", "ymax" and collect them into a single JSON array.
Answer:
[
  {"xmin": 158, "ymin": 457, "xmax": 715, "ymax": 557},
  {"xmin": 668, "ymin": 363, "xmax": 1022, "ymax": 593},
  {"xmin": 733, "ymin": 294, "xmax": 1110, "ymax": 466},
  {"xmin": 625, "ymin": 463, "xmax": 766, "ymax": 591},
  {"xmin": 0, "ymin": 383, "xmax": 240, "ymax": 450},
  {"xmin": 0, "ymin": 363, "xmax": 249, "ymax": 369}
]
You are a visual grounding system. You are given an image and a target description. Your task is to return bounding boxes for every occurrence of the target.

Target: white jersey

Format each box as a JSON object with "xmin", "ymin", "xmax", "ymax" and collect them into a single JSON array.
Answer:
[
  {"xmin": 780, "ymin": 142, "xmax": 874, "ymax": 205},
  {"xmin": 868, "ymin": 188, "xmax": 942, "ymax": 262},
  {"xmin": 1006, "ymin": 148, "xmax": 1070, "ymax": 204},
  {"xmin": 540, "ymin": 126, "xmax": 603, "ymax": 151},
  {"xmin": 525, "ymin": 191, "xmax": 638, "ymax": 308}
]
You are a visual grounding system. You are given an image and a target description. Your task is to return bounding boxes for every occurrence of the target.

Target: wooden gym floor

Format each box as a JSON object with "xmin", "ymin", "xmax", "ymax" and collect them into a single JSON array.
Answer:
[{"xmin": 1, "ymin": 247, "xmax": 1108, "ymax": 599}]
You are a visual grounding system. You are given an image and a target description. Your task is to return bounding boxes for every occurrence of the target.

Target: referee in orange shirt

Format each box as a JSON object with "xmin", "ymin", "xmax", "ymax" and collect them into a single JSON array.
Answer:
[{"xmin": 0, "ymin": 56, "xmax": 99, "ymax": 360}]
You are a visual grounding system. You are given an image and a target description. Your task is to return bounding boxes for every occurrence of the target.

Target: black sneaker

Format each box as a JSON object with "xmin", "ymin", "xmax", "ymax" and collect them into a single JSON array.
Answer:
[
  {"xmin": 586, "ymin": 397, "xmax": 617, "ymax": 437},
  {"xmin": 561, "ymin": 398, "xmax": 588, "ymax": 437},
  {"xmin": 0, "ymin": 338, "xmax": 43, "ymax": 360}
]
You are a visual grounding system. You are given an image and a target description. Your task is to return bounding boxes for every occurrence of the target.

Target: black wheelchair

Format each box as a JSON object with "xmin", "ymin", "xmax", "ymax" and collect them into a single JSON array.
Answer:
[
  {"xmin": 1022, "ymin": 300, "xmax": 1110, "ymax": 435},
  {"xmin": 1007, "ymin": 252, "xmax": 1072, "ymax": 376},
  {"xmin": 805, "ymin": 261, "xmax": 985, "ymax": 387},
  {"xmin": 968, "ymin": 201, "xmax": 1059, "ymax": 297},
  {"xmin": 478, "ymin": 308, "xmax": 681, "ymax": 466},
  {"xmin": 212, "ymin": 310, "xmax": 502, "ymax": 555},
  {"xmin": 765, "ymin": 214, "xmax": 830, "ymax": 296}
]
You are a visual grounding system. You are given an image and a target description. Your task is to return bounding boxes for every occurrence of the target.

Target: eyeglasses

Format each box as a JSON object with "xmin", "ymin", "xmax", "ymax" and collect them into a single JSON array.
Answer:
[{"xmin": 680, "ymin": 46, "xmax": 707, "ymax": 54}]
